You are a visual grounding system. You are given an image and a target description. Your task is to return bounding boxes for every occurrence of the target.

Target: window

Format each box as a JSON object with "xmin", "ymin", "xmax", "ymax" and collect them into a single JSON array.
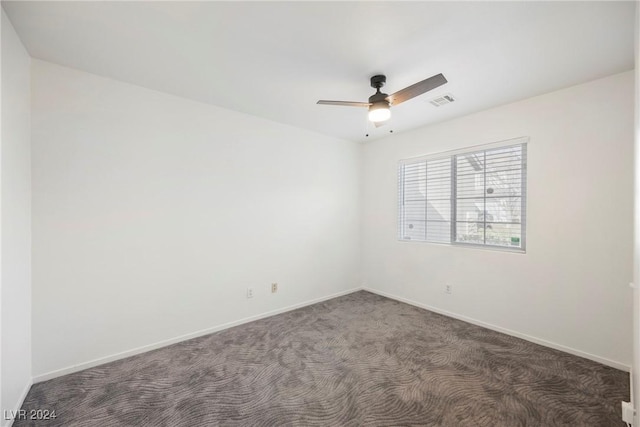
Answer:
[{"xmin": 398, "ymin": 138, "xmax": 527, "ymax": 251}]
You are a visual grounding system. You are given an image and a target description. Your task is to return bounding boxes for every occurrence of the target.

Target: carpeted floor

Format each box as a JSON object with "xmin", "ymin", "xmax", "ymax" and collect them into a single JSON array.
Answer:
[{"xmin": 16, "ymin": 291, "xmax": 628, "ymax": 426}]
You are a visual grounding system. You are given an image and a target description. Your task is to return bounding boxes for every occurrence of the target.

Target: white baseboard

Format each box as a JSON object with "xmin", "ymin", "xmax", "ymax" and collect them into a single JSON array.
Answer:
[
  {"xmin": 2, "ymin": 378, "xmax": 33, "ymax": 427},
  {"xmin": 33, "ymin": 285, "xmax": 630, "ymax": 383},
  {"xmin": 363, "ymin": 287, "xmax": 631, "ymax": 372},
  {"xmin": 33, "ymin": 287, "xmax": 363, "ymax": 383}
]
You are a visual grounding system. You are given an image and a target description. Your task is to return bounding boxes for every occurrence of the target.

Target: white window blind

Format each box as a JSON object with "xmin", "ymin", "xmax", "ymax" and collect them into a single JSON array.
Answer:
[{"xmin": 398, "ymin": 138, "xmax": 527, "ymax": 251}]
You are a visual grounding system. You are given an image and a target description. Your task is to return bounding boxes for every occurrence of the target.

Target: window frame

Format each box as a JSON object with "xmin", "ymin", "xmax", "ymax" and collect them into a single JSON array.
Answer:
[{"xmin": 397, "ymin": 137, "xmax": 528, "ymax": 253}]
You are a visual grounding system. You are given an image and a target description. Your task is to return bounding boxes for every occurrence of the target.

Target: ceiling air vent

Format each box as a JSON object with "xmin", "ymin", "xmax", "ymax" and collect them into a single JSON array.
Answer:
[{"xmin": 429, "ymin": 94, "xmax": 455, "ymax": 107}]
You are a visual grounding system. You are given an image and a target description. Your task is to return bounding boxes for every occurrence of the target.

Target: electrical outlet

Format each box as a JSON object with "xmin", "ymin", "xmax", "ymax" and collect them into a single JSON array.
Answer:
[
  {"xmin": 621, "ymin": 401, "xmax": 634, "ymax": 424},
  {"xmin": 271, "ymin": 283, "xmax": 278, "ymax": 293},
  {"xmin": 247, "ymin": 287, "xmax": 254, "ymax": 299},
  {"xmin": 445, "ymin": 284, "xmax": 452, "ymax": 294}
]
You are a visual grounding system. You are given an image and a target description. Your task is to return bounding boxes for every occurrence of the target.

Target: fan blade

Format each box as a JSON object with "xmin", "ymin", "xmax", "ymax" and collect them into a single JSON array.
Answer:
[
  {"xmin": 387, "ymin": 73, "xmax": 448, "ymax": 106},
  {"xmin": 374, "ymin": 121, "xmax": 387, "ymax": 128},
  {"xmin": 317, "ymin": 100, "xmax": 371, "ymax": 107}
]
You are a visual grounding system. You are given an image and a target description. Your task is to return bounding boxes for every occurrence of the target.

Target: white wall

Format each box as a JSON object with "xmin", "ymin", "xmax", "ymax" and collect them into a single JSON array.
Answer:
[
  {"xmin": 632, "ymin": 0, "xmax": 639, "ymax": 419},
  {"xmin": 30, "ymin": 60, "xmax": 361, "ymax": 378},
  {"xmin": 1, "ymin": 9, "xmax": 32, "ymax": 425},
  {"xmin": 362, "ymin": 71, "xmax": 634, "ymax": 369}
]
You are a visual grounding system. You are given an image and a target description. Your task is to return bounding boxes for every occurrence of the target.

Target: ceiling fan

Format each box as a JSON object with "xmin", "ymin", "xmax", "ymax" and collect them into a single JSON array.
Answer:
[{"xmin": 317, "ymin": 73, "xmax": 448, "ymax": 127}]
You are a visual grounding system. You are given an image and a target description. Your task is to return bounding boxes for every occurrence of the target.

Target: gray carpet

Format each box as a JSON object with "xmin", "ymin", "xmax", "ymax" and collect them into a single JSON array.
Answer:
[{"xmin": 17, "ymin": 291, "xmax": 628, "ymax": 426}]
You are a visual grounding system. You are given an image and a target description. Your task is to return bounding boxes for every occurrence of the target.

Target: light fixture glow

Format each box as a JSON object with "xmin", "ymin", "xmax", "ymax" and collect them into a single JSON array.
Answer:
[{"xmin": 368, "ymin": 102, "xmax": 391, "ymax": 122}]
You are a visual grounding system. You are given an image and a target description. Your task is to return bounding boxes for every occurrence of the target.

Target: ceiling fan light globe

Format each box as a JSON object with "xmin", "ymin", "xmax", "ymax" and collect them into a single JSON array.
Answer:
[{"xmin": 368, "ymin": 103, "xmax": 391, "ymax": 122}]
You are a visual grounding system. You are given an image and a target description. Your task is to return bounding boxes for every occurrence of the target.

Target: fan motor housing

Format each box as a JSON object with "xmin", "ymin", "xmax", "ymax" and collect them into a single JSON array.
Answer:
[{"xmin": 368, "ymin": 92, "xmax": 388, "ymax": 104}]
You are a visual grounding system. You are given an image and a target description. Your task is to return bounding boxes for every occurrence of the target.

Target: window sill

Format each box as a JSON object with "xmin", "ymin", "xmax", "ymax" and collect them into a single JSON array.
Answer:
[{"xmin": 397, "ymin": 239, "xmax": 526, "ymax": 254}]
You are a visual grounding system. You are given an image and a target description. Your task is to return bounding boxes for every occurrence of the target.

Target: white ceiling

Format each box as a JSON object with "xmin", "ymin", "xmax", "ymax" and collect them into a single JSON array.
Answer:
[{"xmin": 3, "ymin": 1, "xmax": 635, "ymax": 143}]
